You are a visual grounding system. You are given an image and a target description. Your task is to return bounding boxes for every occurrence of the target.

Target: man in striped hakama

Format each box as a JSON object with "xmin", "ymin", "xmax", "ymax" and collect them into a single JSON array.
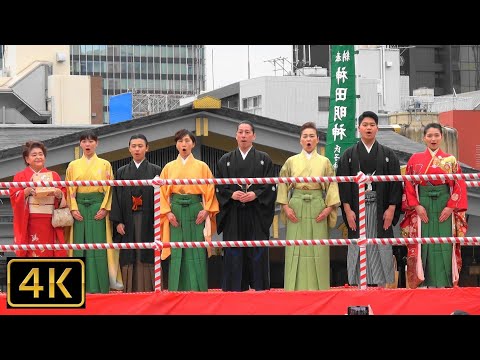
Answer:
[{"xmin": 336, "ymin": 111, "xmax": 403, "ymax": 287}]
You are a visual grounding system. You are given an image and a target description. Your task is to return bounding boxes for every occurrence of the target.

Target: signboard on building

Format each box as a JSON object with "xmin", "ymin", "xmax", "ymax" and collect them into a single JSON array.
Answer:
[
  {"xmin": 325, "ymin": 45, "xmax": 358, "ymax": 169},
  {"xmin": 110, "ymin": 92, "xmax": 133, "ymax": 124}
]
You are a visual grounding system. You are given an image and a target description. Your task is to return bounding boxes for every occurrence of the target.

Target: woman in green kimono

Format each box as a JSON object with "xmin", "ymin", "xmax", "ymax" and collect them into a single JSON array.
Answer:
[
  {"xmin": 276, "ymin": 122, "xmax": 340, "ymax": 290},
  {"xmin": 159, "ymin": 129, "xmax": 219, "ymax": 291},
  {"xmin": 66, "ymin": 130, "xmax": 123, "ymax": 293},
  {"xmin": 400, "ymin": 123, "xmax": 468, "ymax": 288}
]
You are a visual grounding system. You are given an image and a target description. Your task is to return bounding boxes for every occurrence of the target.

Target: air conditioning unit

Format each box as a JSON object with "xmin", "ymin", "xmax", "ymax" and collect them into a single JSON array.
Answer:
[{"xmin": 56, "ymin": 52, "xmax": 67, "ymax": 63}]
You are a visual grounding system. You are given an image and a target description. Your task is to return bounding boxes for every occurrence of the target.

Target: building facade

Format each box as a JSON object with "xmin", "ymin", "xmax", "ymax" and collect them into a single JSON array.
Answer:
[
  {"xmin": 294, "ymin": 45, "xmax": 480, "ymax": 96},
  {"xmin": 70, "ymin": 45, "xmax": 206, "ymax": 123}
]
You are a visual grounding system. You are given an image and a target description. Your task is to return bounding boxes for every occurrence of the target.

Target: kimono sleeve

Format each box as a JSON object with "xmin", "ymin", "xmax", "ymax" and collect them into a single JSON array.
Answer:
[
  {"xmin": 276, "ymin": 158, "xmax": 290, "ymax": 206},
  {"xmin": 447, "ymin": 158, "xmax": 468, "ymax": 211},
  {"xmin": 336, "ymin": 148, "xmax": 353, "ymax": 206}
]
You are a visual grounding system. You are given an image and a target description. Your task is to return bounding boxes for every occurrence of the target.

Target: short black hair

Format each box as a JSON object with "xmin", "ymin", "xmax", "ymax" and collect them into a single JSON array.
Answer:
[
  {"xmin": 22, "ymin": 141, "xmax": 47, "ymax": 166},
  {"xmin": 358, "ymin": 111, "xmax": 378, "ymax": 125},
  {"xmin": 423, "ymin": 122, "xmax": 443, "ymax": 136},
  {"xmin": 174, "ymin": 129, "xmax": 196, "ymax": 145},
  {"xmin": 129, "ymin": 134, "xmax": 149, "ymax": 147},
  {"xmin": 237, "ymin": 120, "xmax": 255, "ymax": 134},
  {"xmin": 79, "ymin": 130, "xmax": 98, "ymax": 142},
  {"xmin": 300, "ymin": 122, "xmax": 318, "ymax": 137}
]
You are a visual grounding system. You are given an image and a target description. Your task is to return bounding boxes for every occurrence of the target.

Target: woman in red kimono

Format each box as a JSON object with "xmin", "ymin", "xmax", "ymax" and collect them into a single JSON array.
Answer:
[
  {"xmin": 400, "ymin": 123, "xmax": 468, "ymax": 288},
  {"xmin": 10, "ymin": 141, "xmax": 67, "ymax": 257}
]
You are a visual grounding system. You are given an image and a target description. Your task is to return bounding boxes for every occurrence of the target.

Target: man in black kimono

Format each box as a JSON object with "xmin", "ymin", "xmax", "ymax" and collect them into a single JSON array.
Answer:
[
  {"xmin": 110, "ymin": 134, "xmax": 166, "ymax": 292},
  {"xmin": 336, "ymin": 111, "xmax": 404, "ymax": 287},
  {"xmin": 216, "ymin": 121, "xmax": 277, "ymax": 291}
]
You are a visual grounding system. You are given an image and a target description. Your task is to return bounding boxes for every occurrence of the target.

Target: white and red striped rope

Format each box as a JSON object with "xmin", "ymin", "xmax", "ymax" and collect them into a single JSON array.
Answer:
[
  {"xmin": 0, "ymin": 172, "xmax": 479, "ymax": 189},
  {"xmin": 2, "ymin": 179, "xmax": 478, "ymax": 196},
  {"xmin": 466, "ymin": 181, "xmax": 480, "ymax": 187},
  {"xmin": 162, "ymin": 237, "xmax": 480, "ymax": 247},
  {"xmin": 1, "ymin": 172, "xmax": 478, "ymax": 293},
  {"xmin": 0, "ymin": 242, "xmax": 157, "ymax": 252},
  {"xmin": 2, "ymin": 237, "xmax": 479, "ymax": 252},
  {"xmin": 0, "ymin": 179, "xmax": 158, "ymax": 188}
]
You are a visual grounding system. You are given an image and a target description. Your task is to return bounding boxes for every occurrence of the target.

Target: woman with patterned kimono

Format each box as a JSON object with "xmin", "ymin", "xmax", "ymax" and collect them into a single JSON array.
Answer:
[
  {"xmin": 10, "ymin": 141, "xmax": 67, "ymax": 257},
  {"xmin": 159, "ymin": 129, "xmax": 219, "ymax": 291},
  {"xmin": 276, "ymin": 122, "xmax": 340, "ymax": 290},
  {"xmin": 400, "ymin": 123, "xmax": 468, "ymax": 288},
  {"xmin": 66, "ymin": 130, "xmax": 123, "ymax": 293}
]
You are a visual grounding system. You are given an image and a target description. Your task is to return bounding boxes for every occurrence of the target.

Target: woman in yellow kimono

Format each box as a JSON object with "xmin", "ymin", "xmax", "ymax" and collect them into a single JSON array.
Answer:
[
  {"xmin": 66, "ymin": 130, "xmax": 123, "ymax": 293},
  {"xmin": 159, "ymin": 129, "xmax": 219, "ymax": 291},
  {"xmin": 276, "ymin": 122, "xmax": 340, "ymax": 290}
]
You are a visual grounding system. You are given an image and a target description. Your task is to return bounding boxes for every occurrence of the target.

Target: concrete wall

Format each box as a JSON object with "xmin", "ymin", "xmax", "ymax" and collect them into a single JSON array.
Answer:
[
  {"xmin": 49, "ymin": 75, "xmax": 92, "ymax": 125},
  {"xmin": 389, "ymin": 112, "xmax": 459, "ymax": 158},
  {"xmin": 358, "ymin": 79, "xmax": 380, "ymax": 115},
  {"xmin": 356, "ymin": 48, "xmax": 401, "ymax": 113},
  {"xmin": 4, "ymin": 45, "xmax": 69, "ymax": 77},
  {"xmin": 240, "ymin": 76, "xmax": 389, "ymax": 128},
  {"xmin": 0, "ymin": 107, "xmax": 31, "ymax": 124},
  {"xmin": 239, "ymin": 76, "xmax": 266, "ymax": 115},
  {"xmin": 243, "ymin": 76, "xmax": 331, "ymax": 127},
  {"xmin": 90, "ymin": 76, "xmax": 104, "ymax": 124},
  {"xmin": 389, "ymin": 112, "xmax": 439, "ymax": 126},
  {"xmin": 11, "ymin": 64, "xmax": 48, "ymax": 112}
]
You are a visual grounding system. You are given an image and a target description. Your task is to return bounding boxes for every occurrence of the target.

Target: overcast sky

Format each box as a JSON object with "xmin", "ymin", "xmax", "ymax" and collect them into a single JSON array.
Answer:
[{"xmin": 205, "ymin": 45, "xmax": 292, "ymax": 91}]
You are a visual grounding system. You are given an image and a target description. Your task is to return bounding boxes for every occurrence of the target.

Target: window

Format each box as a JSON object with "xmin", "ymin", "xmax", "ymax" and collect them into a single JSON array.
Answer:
[
  {"xmin": 242, "ymin": 95, "xmax": 262, "ymax": 111},
  {"xmin": 318, "ymin": 96, "xmax": 330, "ymax": 111}
]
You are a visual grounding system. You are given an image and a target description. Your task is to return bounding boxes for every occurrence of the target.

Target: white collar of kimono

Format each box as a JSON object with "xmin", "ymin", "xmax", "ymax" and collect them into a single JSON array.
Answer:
[
  {"xmin": 28, "ymin": 166, "xmax": 45, "ymax": 175},
  {"xmin": 239, "ymin": 146, "xmax": 253, "ymax": 160},
  {"xmin": 360, "ymin": 139, "xmax": 376, "ymax": 153},
  {"xmin": 134, "ymin": 159, "xmax": 145, "ymax": 168},
  {"xmin": 302, "ymin": 149, "xmax": 317, "ymax": 160},
  {"xmin": 428, "ymin": 147, "xmax": 439, "ymax": 157},
  {"xmin": 178, "ymin": 153, "xmax": 193, "ymax": 165}
]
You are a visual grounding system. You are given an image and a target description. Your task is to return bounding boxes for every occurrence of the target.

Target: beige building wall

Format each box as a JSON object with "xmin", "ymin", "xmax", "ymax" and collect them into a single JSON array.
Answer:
[
  {"xmin": 4, "ymin": 45, "xmax": 70, "ymax": 76},
  {"xmin": 388, "ymin": 112, "xmax": 439, "ymax": 126},
  {"xmin": 48, "ymin": 75, "xmax": 92, "ymax": 125},
  {"xmin": 389, "ymin": 112, "xmax": 458, "ymax": 158}
]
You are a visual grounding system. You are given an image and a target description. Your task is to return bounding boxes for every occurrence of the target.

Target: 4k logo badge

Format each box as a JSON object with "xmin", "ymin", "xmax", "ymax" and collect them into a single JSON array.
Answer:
[{"xmin": 7, "ymin": 258, "xmax": 85, "ymax": 308}]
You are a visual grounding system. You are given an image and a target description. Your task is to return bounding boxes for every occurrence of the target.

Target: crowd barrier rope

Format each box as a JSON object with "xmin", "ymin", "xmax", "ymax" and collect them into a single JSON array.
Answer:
[{"xmin": 0, "ymin": 172, "xmax": 479, "ymax": 290}]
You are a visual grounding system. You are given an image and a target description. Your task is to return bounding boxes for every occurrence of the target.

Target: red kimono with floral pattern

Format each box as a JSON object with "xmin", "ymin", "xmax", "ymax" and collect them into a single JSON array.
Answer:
[
  {"xmin": 400, "ymin": 149, "xmax": 468, "ymax": 288},
  {"xmin": 9, "ymin": 167, "xmax": 67, "ymax": 257}
]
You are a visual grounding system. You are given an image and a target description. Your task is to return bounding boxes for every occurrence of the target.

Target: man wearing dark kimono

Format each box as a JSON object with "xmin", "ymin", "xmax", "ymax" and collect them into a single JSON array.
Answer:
[
  {"xmin": 216, "ymin": 121, "xmax": 277, "ymax": 291},
  {"xmin": 110, "ymin": 134, "xmax": 166, "ymax": 292},
  {"xmin": 336, "ymin": 111, "xmax": 404, "ymax": 287}
]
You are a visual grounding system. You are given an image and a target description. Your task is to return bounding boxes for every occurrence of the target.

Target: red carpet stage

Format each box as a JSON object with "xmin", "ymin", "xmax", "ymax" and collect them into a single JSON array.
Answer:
[{"xmin": 1, "ymin": 287, "xmax": 479, "ymax": 315}]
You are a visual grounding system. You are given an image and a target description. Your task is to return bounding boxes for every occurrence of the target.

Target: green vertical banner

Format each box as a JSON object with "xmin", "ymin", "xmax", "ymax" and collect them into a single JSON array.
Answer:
[{"xmin": 326, "ymin": 45, "xmax": 357, "ymax": 170}]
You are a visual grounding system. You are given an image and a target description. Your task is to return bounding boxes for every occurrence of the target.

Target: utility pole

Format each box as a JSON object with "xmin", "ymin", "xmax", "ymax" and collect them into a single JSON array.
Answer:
[
  {"xmin": 248, "ymin": 45, "xmax": 251, "ymax": 79},
  {"xmin": 212, "ymin": 48, "xmax": 215, "ymax": 90}
]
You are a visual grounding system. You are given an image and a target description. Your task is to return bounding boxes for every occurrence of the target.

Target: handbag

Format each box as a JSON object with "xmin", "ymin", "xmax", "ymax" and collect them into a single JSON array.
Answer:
[{"xmin": 51, "ymin": 207, "xmax": 74, "ymax": 228}]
